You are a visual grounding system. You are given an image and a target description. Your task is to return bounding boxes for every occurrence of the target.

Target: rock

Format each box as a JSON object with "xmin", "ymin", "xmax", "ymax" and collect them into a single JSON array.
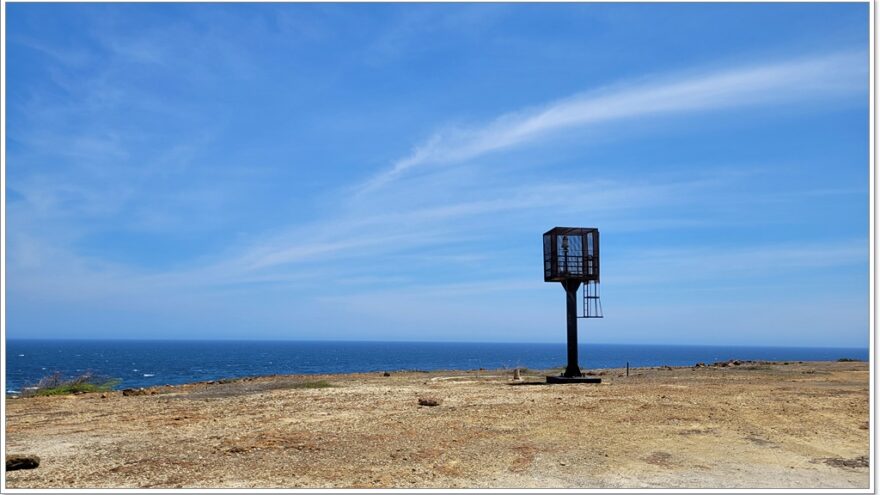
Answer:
[
  {"xmin": 822, "ymin": 455, "xmax": 869, "ymax": 469},
  {"xmin": 100, "ymin": 393, "xmax": 108, "ymax": 399},
  {"xmin": 418, "ymin": 397, "xmax": 441, "ymax": 407},
  {"xmin": 694, "ymin": 362, "xmax": 706, "ymax": 368},
  {"xmin": 512, "ymin": 368, "xmax": 522, "ymax": 381},
  {"xmin": 122, "ymin": 388, "xmax": 148, "ymax": 397},
  {"xmin": 6, "ymin": 454, "xmax": 40, "ymax": 471},
  {"xmin": 711, "ymin": 360, "xmax": 745, "ymax": 368},
  {"xmin": 383, "ymin": 372, "xmax": 391, "ymax": 377}
]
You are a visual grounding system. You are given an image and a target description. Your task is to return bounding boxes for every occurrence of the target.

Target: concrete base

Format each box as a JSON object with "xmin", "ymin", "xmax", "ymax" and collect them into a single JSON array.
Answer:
[{"xmin": 546, "ymin": 375, "xmax": 602, "ymax": 384}]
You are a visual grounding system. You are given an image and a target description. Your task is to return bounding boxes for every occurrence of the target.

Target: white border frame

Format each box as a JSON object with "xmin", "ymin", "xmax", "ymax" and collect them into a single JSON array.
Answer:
[{"xmin": 0, "ymin": 0, "xmax": 875, "ymax": 493}]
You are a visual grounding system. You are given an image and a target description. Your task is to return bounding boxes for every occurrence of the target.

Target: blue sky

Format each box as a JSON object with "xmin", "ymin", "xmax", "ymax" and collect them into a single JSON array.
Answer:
[{"xmin": 5, "ymin": 3, "xmax": 870, "ymax": 347}]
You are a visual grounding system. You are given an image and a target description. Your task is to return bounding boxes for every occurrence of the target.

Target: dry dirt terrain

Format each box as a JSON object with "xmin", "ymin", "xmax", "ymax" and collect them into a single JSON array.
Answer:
[{"xmin": 4, "ymin": 361, "xmax": 870, "ymax": 489}]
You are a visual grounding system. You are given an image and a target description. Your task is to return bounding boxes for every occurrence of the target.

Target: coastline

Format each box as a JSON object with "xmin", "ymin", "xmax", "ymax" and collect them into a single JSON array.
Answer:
[
  {"xmin": 6, "ymin": 339, "xmax": 869, "ymax": 394},
  {"xmin": 5, "ymin": 360, "xmax": 870, "ymax": 489},
  {"xmin": 7, "ymin": 358, "xmax": 857, "ymax": 398}
]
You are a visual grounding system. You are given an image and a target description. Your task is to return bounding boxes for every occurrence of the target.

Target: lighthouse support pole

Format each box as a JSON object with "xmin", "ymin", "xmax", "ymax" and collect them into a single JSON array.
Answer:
[
  {"xmin": 546, "ymin": 278, "xmax": 599, "ymax": 383},
  {"xmin": 563, "ymin": 279, "xmax": 582, "ymax": 377}
]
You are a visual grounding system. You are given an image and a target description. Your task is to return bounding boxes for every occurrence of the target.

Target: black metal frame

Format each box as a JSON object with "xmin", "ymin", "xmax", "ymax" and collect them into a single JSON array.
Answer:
[
  {"xmin": 542, "ymin": 227, "xmax": 603, "ymax": 380},
  {"xmin": 543, "ymin": 227, "xmax": 600, "ymax": 283}
]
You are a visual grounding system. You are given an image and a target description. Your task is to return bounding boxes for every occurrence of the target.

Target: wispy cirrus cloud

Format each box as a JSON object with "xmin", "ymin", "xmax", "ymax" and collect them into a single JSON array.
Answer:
[
  {"xmin": 215, "ymin": 176, "xmax": 717, "ymax": 275},
  {"xmin": 357, "ymin": 50, "xmax": 866, "ymax": 193}
]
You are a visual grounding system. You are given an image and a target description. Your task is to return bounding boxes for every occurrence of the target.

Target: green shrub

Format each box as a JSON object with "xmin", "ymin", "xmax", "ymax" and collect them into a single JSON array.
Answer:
[
  {"xmin": 837, "ymin": 358, "xmax": 862, "ymax": 362},
  {"xmin": 24, "ymin": 371, "xmax": 120, "ymax": 397}
]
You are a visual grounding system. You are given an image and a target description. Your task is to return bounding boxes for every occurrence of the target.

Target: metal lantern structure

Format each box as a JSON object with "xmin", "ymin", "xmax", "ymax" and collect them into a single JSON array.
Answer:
[{"xmin": 543, "ymin": 227, "xmax": 603, "ymax": 383}]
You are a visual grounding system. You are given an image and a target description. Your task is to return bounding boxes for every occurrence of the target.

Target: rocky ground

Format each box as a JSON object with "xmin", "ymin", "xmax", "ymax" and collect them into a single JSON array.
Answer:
[{"xmin": 4, "ymin": 361, "xmax": 870, "ymax": 489}]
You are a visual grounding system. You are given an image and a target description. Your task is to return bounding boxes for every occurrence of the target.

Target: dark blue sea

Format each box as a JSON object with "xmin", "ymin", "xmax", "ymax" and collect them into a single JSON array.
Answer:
[{"xmin": 5, "ymin": 340, "xmax": 869, "ymax": 394}]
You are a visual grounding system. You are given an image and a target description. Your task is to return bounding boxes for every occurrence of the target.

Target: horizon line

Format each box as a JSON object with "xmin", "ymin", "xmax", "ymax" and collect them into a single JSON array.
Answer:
[{"xmin": 4, "ymin": 337, "xmax": 869, "ymax": 350}]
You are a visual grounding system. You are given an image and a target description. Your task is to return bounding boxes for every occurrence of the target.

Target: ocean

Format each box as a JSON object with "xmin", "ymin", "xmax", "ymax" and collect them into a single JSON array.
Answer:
[{"xmin": 5, "ymin": 339, "xmax": 869, "ymax": 394}]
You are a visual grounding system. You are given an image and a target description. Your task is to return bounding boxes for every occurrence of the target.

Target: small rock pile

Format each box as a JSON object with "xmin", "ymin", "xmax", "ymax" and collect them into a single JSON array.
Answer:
[
  {"xmin": 121, "ymin": 388, "xmax": 155, "ymax": 397},
  {"xmin": 418, "ymin": 397, "xmax": 441, "ymax": 407},
  {"xmin": 822, "ymin": 455, "xmax": 870, "ymax": 469}
]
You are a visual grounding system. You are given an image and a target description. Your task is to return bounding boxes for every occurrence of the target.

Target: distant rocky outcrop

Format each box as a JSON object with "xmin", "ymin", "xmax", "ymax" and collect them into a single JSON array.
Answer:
[{"xmin": 700, "ymin": 359, "xmax": 770, "ymax": 368}]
